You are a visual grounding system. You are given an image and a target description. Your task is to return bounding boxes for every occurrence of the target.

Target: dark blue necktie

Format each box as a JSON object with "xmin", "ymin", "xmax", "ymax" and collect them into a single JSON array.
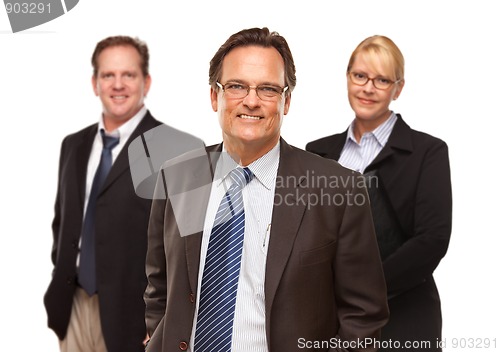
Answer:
[
  {"xmin": 78, "ymin": 129, "xmax": 119, "ymax": 296},
  {"xmin": 194, "ymin": 167, "xmax": 253, "ymax": 352}
]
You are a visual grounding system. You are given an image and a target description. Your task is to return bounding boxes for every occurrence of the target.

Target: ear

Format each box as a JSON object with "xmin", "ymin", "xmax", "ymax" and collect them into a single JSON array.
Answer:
[
  {"xmin": 143, "ymin": 75, "xmax": 152, "ymax": 96},
  {"xmin": 393, "ymin": 79, "xmax": 405, "ymax": 100},
  {"xmin": 210, "ymin": 87, "xmax": 218, "ymax": 112},
  {"xmin": 92, "ymin": 75, "xmax": 99, "ymax": 96},
  {"xmin": 283, "ymin": 93, "xmax": 291, "ymax": 115}
]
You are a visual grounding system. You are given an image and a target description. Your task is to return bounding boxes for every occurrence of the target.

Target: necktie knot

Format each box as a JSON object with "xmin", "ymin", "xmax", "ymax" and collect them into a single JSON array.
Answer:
[
  {"xmin": 229, "ymin": 167, "xmax": 253, "ymax": 189},
  {"xmin": 100, "ymin": 129, "xmax": 120, "ymax": 150}
]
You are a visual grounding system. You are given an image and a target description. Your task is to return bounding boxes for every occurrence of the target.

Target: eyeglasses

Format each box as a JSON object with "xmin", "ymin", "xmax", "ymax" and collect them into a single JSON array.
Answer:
[
  {"xmin": 216, "ymin": 81, "xmax": 289, "ymax": 101},
  {"xmin": 348, "ymin": 71, "xmax": 401, "ymax": 90}
]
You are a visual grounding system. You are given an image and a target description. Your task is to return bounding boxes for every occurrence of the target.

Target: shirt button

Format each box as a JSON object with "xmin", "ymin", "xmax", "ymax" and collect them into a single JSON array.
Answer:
[{"xmin": 179, "ymin": 341, "xmax": 188, "ymax": 350}]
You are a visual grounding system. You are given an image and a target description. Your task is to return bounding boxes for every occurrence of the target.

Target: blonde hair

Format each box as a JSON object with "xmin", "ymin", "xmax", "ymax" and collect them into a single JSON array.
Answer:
[{"xmin": 347, "ymin": 35, "xmax": 404, "ymax": 82}]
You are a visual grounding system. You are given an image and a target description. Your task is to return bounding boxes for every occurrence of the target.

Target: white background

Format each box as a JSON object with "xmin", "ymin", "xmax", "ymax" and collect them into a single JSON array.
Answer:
[{"xmin": 1, "ymin": 1, "xmax": 498, "ymax": 350}]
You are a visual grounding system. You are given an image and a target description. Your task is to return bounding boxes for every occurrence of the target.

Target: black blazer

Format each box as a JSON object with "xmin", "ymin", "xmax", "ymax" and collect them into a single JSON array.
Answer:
[
  {"xmin": 306, "ymin": 115, "xmax": 452, "ymax": 349},
  {"xmin": 44, "ymin": 111, "xmax": 200, "ymax": 352}
]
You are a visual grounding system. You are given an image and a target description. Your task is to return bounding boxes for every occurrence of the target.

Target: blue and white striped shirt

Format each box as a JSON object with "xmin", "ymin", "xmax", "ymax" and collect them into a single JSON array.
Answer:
[
  {"xmin": 189, "ymin": 142, "xmax": 280, "ymax": 352},
  {"xmin": 338, "ymin": 112, "xmax": 398, "ymax": 173}
]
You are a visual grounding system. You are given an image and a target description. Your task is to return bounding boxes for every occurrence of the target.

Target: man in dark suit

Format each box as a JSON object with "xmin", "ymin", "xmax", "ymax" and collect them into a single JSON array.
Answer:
[
  {"xmin": 44, "ymin": 36, "xmax": 203, "ymax": 352},
  {"xmin": 144, "ymin": 27, "xmax": 388, "ymax": 352}
]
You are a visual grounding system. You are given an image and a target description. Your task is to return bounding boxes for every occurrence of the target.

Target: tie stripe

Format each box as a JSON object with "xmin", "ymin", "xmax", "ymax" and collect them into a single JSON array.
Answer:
[{"xmin": 194, "ymin": 167, "xmax": 253, "ymax": 352}]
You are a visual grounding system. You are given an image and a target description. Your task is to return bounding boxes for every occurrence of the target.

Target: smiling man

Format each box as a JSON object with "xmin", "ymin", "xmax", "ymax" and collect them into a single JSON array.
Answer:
[
  {"xmin": 144, "ymin": 27, "xmax": 389, "ymax": 352},
  {"xmin": 44, "ymin": 36, "xmax": 203, "ymax": 352}
]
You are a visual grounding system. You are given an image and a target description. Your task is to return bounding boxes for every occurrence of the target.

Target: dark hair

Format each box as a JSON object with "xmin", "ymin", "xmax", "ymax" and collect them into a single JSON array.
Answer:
[
  {"xmin": 91, "ymin": 36, "xmax": 150, "ymax": 77},
  {"xmin": 209, "ymin": 27, "xmax": 296, "ymax": 94}
]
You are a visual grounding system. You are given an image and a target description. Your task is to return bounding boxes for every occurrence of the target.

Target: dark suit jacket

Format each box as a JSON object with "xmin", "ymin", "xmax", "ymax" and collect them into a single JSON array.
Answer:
[
  {"xmin": 43, "ymin": 111, "xmax": 195, "ymax": 352},
  {"xmin": 144, "ymin": 139, "xmax": 389, "ymax": 352},
  {"xmin": 306, "ymin": 115, "xmax": 452, "ymax": 350}
]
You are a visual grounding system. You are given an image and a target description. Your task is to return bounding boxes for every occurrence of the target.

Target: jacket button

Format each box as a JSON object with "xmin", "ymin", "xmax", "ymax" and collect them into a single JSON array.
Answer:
[
  {"xmin": 189, "ymin": 293, "xmax": 195, "ymax": 303},
  {"xmin": 66, "ymin": 276, "xmax": 74, "ymax": 285},
  {"xmin": 179, "ymin": 341, "xmax": 188, "ymax": 350}
]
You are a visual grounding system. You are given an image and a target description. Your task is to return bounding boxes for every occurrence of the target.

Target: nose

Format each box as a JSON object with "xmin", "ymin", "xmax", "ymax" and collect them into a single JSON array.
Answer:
[
  {"xmin": 363, "ymin": 79, "xmax": 376, "ymax": 93},
  {"xmin": 112, "ymin": 77, "xmax": 124, "ymax": 90},
  {"xmin": 242, "ymin": 87, "xmax": 261, "ymax": 108}
]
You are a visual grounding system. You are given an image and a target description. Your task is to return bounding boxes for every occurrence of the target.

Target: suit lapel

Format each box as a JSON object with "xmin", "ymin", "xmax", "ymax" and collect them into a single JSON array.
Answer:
[
  {"xmin": 184, "ymin": 144, "xmax": 221, "ymax": 293},
  {"xmin": 326, "ymin": 130, "xmax": 347, "ymax": 160},
  {"xmin": 365, "ymin": 115, "xmax": 413, "ymax": 173},
  {"xmin": 185, "ymin": 232, "xmax": 203, "ymax": 292},
  {"xmin": 76, "ymin": 125, "xmax": 98, "ymax": 208},
  {"xmin": 100, "ymin": 112, "xmax": 158, "ymax": 194},
  {"xmin": 265, "ymin": 139, "xmax": 307, "ymax": 314},
  {"xmin": 308, "ymin": 130, "xmax": 347, "ymax": 161}
]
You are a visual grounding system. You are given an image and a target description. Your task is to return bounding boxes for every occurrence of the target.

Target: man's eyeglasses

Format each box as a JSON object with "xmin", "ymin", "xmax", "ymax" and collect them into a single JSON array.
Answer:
[
  {"xmin": 348, "ymin": 71, "xmax": 401, "ymax": 90},
  {"xmin": 216, "ymin": 81, "xmax": 288, "ymax": 101}
]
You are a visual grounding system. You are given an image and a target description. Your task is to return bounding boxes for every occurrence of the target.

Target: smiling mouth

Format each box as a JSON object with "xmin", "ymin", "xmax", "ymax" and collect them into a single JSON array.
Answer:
[
  {"xmin": 239, "ymin": 114, "xmax": 262, "ymax": 120},
  {"xmin": 358, "ymin": 97, "xmax": 376, "ymax": 104},
  {"xmin": 111, "ymin": 95, "xmax": 127, "ymax": 100}
]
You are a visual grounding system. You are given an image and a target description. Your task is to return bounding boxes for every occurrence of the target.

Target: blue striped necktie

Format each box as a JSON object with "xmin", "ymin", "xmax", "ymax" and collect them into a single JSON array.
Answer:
[
  {"xmin": 194, "ymin": 167, "xmax": 254, "ymax": 352},
  {"xmin": 79, "ymin": 129, "xmax": 119, "ymax": 296}
]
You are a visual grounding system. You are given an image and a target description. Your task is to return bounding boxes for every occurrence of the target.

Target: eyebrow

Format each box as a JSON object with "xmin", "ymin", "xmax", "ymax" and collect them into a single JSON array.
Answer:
[
  {"xmin": 224, "ymin": 78, "xmax": 284, "ymax": 87},
  {"xmin": 351, "ymin": 70, "xmax": 391, "ymax": 79},
  {"xmin": 99, "ymin": 70, "xmax": 139, "ymax": 76}
]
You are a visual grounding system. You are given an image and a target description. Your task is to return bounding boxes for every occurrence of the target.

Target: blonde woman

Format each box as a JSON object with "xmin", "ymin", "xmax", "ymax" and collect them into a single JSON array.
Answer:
[{"xmin": 307, "ymin": 35, "xmax": 452, "ymax": 351}]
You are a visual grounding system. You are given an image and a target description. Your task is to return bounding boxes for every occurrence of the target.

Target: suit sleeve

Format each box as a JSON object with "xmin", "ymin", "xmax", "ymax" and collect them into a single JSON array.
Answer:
[
  {"xmin": 144, "ymin": 169, "xmax": 168, "ymax": 335},
  {"xmin": 383, "ymin": 140, "xmax": 452, "ymax": 297},
  {"xmin": 333, "ymin": 177, "xmax": 389, "ymax": 352}
]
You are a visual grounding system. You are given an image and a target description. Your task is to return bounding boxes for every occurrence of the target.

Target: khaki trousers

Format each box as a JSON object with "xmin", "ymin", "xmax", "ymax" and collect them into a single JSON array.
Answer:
[{"xmin": 59, "ymin": 287, "xmax": 107, "ymax": 352}]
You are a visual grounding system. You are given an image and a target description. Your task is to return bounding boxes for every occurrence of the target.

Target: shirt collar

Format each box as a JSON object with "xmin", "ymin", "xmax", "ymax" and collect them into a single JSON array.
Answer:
[
  {"xmin": 98, "ymin": 105, "xmax": 148, "ymax": 140},
  {"xmin": 215, "ymin": 141, "xmax": 280, "ymax": 191},
  {"xmin": 345, "ymin": 111, "xmax": 397, "ymax": 147}
]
